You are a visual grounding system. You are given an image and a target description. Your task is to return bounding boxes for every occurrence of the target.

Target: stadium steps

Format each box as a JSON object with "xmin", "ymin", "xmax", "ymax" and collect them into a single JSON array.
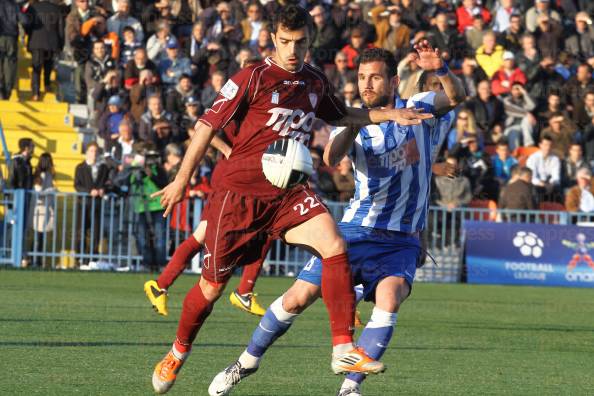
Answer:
[{"xmin": 0, "ymin": 41, "xmax": 83, "ymax": 192}]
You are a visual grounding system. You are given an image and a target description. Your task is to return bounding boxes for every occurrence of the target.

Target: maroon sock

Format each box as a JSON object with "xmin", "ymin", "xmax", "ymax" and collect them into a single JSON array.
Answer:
[
  {"xmin": 157, "ymin": 235, "xmax": 201, "ymax": 290},
  {"xmin": 175, "ymin": 282, "xmax": 214, "ymax": 346},
  {"xmin": 321, "ymin": 253, "xmax": 355, "ymax": 346},
  {"xmin": 237, "ymin": 260, "xmax": 263, "ymax": 295}
]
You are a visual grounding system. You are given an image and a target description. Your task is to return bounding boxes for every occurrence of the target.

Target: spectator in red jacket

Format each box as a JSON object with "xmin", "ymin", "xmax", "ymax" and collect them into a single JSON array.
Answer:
[
  {"xmin": 341, "ymin": 27, "xmax": 374, "ymax": 70},
  {"xmin": 456, "ymin": 0, "xmax": 491, "ymax": 34},
  {"xmin": 491, "ymin": 51, "xmax": 527, "ymax": 97}
]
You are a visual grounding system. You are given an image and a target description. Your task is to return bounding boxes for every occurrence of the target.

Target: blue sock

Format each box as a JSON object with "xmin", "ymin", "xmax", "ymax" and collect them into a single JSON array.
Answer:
[
  {"xmin": 354, "ymin": 285, "xmax": 365, "ymax": 304},
  {"xmin": 346, "ymin": 307, "xmax": 397, "ymax": 384},
  {"xmin": 243, "ymin": 295, "xmax": 298, "ymax": 361}
]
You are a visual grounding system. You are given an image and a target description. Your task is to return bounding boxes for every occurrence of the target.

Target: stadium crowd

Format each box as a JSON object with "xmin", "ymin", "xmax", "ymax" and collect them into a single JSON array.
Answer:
[{"xmin": 4, "ymin": 0, "xmax": 594, "ymax": 217}]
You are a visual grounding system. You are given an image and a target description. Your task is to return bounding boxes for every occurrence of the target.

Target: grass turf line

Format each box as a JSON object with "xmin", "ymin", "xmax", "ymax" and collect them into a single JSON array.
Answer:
[{"xmin": 1, "ymin": 270, "xmax": 594, "ymax": 395}]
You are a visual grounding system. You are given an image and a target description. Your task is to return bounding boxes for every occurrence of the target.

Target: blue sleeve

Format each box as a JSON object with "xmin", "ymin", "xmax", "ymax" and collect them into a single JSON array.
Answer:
[
  {"xmin": 447, "ymin": 128, "xmax": 457, "ymax": 150},
  {"xmin": 407, "ymin": 91, "xmax": 436, "ymax": 115}
]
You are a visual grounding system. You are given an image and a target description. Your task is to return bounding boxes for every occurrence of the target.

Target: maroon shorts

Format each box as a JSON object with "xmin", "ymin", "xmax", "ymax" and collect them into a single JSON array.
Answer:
[{"xmin": 200, "ymin": 185, "xmax": 328, "ymax": 283}]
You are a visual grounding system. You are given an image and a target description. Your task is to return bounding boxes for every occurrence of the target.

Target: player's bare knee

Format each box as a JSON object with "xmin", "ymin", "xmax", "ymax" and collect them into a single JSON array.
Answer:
[
  {"xmin": 282, "ymin": 282, "xmax": 319, "ymax": 314},
  {"xmin": 281, "ymin": 295, "xmax": 305, "ymax": 314},
  {"xmin": 319, "ymin": 236, "xmax": 347, "ymax": 258},
  {"xmin": 199, "ymin": 277, "xmax": 225, "ymax": 302},
  {"xmin": 375, "ymin": 277, "xmax": 409, "ymax": 313},
  {"xmin": 379, "ymin": 300, "xmax": 400, "ymax": 313}
]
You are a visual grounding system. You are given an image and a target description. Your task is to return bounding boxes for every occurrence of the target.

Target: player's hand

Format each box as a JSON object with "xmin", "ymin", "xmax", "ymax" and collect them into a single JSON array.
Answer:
[
  {"xmin": 387, "ymin": 108, "xmax": 433, "ymax": 125},
  {"xmin": 151, "ymin": 179, "xmax": 185, "ymax": 217},
  {"xmin": 411, "ymin": 40, "xmax": 443, "ymax": 71}
]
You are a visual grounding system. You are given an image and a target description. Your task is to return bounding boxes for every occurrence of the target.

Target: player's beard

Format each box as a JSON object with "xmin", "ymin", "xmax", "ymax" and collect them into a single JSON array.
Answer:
[{"xmin": 362, "ymin": 92, "xmax": 390, "ymax": 109}]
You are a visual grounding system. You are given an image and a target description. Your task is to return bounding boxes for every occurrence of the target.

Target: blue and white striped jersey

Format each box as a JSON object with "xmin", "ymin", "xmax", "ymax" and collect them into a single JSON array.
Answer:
[{"xmin": 338, "ymin": 91, "xmax": 455, "ymax": 233}]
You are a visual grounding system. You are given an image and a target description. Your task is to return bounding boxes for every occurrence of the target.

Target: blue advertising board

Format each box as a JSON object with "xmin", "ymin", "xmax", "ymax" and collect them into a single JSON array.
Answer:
[{"xmin": 464, "ymin": 221, "xmax": 594, "ymax": 287}]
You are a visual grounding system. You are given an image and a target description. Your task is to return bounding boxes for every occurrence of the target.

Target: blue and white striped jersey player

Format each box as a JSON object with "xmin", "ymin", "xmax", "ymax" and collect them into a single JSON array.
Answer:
[{"xmin": 208, "ymin": 44, "xmax": 466, "ymax": 396}]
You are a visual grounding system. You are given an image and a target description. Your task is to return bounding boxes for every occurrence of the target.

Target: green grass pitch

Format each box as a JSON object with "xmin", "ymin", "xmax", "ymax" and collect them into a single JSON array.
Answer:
[{"xmin": 1, "ymin": 270, "xmax": 594, "ymax": 395}]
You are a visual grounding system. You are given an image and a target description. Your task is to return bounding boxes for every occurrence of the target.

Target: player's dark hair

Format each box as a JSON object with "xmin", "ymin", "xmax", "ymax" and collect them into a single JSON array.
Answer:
[
  {"xmin": 540, "ymin": 134, "xmax": 553, "ymax": 143},
  {"xmin": 496, "ymin": 139, "xmax": 509, "ymax": 148},
  {"xmin": 272, "ymin": 5, "xmax": 313, "ymax": 35},
  {"xmin": 122, "ymin": 26, "xmax": 135, "ymax": 34},
  {"xmin": 357, "ymin": 48, "xmax": 397, "ymax": 79}
]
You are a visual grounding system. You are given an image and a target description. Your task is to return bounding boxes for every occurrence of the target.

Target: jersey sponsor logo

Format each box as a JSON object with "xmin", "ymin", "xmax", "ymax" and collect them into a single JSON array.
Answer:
[
  {"xmin": 367, "ymin": 138, "xmax": 420, "ymax": 172},
  {"xmin": 266, "ymin": 107, "xmax": 316, "ymax": 144},
  {"xmin": 220, "ymin": 79, "xmax": 239, "ymax": 100},
  {"xmin": 308, "ymin": 93, "xmax": 317, "ymax": 108},
  {"xmin": 271, "ymin": 91, "xmax": 279, "ymax": 104},
  {"xmin": 283, "ymin": 80, "xmax": 305, "ymax": 86}
]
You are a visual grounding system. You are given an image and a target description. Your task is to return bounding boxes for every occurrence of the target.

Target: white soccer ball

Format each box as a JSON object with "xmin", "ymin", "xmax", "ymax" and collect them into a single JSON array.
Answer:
[
  {"xmin": 261, "ymin": 138, "xmax": 313, "ymax": 189},
  {"xmin": 513, "ymin": 231, "xmax": 545, "ymax": 258}
]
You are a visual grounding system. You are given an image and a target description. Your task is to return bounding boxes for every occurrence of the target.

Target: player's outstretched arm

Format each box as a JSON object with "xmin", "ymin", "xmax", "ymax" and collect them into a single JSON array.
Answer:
[
  {"xmin": 325, "ymin": 101, "xmax": 433, "ymax": 166},
  {"xmin": 411, "ymin": 40, "xmax": 466, "ymax": 114},
  {"xmin": 151, "ymin": 120, "xmax": 216, "ymax": 216},
  {"xmin": 342, "ymin": 106, "xmax": 433, "ymax": 128}
]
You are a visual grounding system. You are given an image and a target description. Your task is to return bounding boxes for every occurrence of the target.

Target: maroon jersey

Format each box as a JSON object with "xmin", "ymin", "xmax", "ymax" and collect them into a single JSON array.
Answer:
[
  {"xmin": 199, "ymin": 57, "xmax": 347, "ymax": 197},
  {"xmin": 209, "ymin": 120, "xmax": 237, "ymax": 190}
]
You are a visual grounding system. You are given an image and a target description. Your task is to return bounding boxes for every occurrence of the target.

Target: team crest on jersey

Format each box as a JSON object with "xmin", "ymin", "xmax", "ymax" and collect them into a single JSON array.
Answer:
[
  {"xmin": 308, "ymin": 93, "xmax": 318, "ymax": 108},
  {"xmin": 271, "ymin": 91, "xmax": 279, "ymax": 104},
  {"xmin": 220, "ymin": 79, "xmax": 239, "ymax": 100}
]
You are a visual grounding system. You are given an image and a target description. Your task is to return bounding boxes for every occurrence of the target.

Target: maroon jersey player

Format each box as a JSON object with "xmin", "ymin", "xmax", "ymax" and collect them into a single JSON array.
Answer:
[{"xmin": 151, "ymin": 5, "xmax": 432, "ymax": 394}]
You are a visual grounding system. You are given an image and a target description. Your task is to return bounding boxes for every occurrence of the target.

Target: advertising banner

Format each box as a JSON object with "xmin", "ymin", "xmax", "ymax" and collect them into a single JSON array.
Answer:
[{"xmin": 464, "ymin": 221, "xmax": 594, "ymax": 287}]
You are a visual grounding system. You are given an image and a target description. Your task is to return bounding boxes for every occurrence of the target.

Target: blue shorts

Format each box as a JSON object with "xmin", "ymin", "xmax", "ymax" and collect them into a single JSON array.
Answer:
[{"xmin": 297, "ymin": 223, "xmax": 421, "ymax": 302}]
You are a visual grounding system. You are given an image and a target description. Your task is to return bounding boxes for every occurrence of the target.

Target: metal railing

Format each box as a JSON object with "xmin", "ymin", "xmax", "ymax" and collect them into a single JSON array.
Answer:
[{"xmin": 1, "ymin": 189, "xmax": 589, "ymax": 283}]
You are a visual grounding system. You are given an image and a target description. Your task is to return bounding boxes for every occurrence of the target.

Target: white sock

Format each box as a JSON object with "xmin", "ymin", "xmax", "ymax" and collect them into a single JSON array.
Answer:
[
  {"xmin": 272, "ymin": 295, "xmax": 299, "ymax": 323},
  {"xmin": 171, "ymin": 344, "xmax": 189, "ymax": 360},
  {"xmin": 238, "ymin": 349, "xmax": 260, "ymax": 369},
  {"xmin": 368, "ymin": 307, "xmax": 398, "ymax": 328},
  {"xmin": 333, "ymin": 342, "xmax": 355, "ymax": 356},
  {"xmin": 341, "ymin": 378, "xmax": 360, "ymax": 390}
]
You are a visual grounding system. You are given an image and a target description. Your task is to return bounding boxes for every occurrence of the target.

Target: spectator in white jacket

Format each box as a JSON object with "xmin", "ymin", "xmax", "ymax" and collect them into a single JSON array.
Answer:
[
  {"xmin": 107, "ymin": 0, "xmax": 143, "ymax": 42},
  {"xmin": 146, "ymin": 19, "xmax": 177, "ymax": 62},
  {"xmin": 526, "ymin": 135, "xmax": 562, "ymax": 202}
]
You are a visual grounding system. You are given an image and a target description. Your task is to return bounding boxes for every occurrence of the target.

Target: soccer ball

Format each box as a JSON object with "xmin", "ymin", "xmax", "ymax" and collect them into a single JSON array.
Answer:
[
  {"xmin": 512, "ymin": 231, "xmax": 544, "ymax": 258},
  {"xmin": 261, "ymin": 138, "xmax": 313, "ymax": 189}
]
